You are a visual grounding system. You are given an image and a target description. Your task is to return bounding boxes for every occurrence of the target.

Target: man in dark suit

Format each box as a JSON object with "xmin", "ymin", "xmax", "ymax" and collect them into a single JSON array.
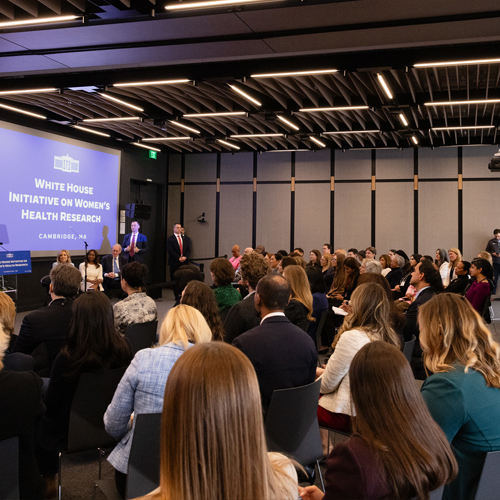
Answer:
[
  {"xmin": 224, "ymin": 252, "xmax": 269, "ymax": 343},
  {"xmin": 11, "ymin": 264, "xmax": 82, "ymax": 376},
  {"xmin": 101, "ymin": 243, "xmax": 127, "ymax": 298},
  {"xmin": 232, "ymin": 274, "xmax": 317, "ymax": 415},
  {"xmin": 445, "ymin": 260, "xmax": 471, "ymax": 295},
  {"xmin": 403, "ymin": 260, "xmax": 443, "ymax": 379},
  {"xmin": 167, "ymin": 222, "xmax": 192, "ymax": 280},
  {"xmin": 122, "ymin": 220, "xmax": 148, "ymax": 263}
]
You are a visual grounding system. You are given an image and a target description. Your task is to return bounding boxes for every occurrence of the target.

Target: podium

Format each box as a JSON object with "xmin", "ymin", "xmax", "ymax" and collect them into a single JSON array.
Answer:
[{"xmin": 0, "ymin": 251, "xmax": 32, "ymax": 301}]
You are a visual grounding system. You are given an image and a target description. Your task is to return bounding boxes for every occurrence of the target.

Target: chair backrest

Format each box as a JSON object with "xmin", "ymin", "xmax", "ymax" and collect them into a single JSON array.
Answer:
[
  {"xmin": 315, "ymin": 309, "xmax": 329, "ymax": 351},
  {"xmin": 403, "ymin": 335, "xmax": 416, "ymax": 363},
  {"xmin": 0, "ymin": 436, "xmax": 19, "ymax": 500},
  {"xmin": 126, "ymin": 413, "xmax": 162, "ymax": 499},
  {"xmin": 474, "ymin": 450, "xmax": 500, "ymax": 500},
  {"xmin": 265, "ymin": 379, "xmax": 323, "ymax": 465},
  {"xmin": 125, "ymin": 321, "xmax": 158, "ymax": 354},
  {"xmin": 67, "ymin": 366, "xmax": 127, "ymax": 453}
]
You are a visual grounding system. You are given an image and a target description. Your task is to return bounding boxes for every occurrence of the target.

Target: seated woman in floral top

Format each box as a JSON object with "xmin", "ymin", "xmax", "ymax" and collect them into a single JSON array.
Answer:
[
  {"xmin": 210, "ymin": 258, "xmax": 241, "ymax": 315},
  {"xmin": 113, "ymin": 261, "xmax": 157, "ymax": 335}
]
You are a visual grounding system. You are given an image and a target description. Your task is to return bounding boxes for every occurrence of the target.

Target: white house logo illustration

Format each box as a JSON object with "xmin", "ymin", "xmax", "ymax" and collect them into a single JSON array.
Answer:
[
  {"xmin": 6, "ymin": 253, "xmax": 13, "ymax": 258},
  {"xmin": 54, "ymin": 154, "xmax": 79, "ymax": 173}
]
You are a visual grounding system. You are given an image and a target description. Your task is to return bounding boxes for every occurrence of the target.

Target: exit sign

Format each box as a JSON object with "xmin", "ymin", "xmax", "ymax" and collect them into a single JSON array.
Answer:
[{"xmin": 149, "ymin": 150, "xmax": 157, "ymax": 159}]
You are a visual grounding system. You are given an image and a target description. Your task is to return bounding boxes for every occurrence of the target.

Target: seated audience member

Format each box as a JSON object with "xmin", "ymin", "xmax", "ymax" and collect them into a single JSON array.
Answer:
[
  {"xmin": 336, "ymin": 248, "xmax": 347, "ymax": 258},
  {"xmin": 268, "ymin": 252, "xmax": 281, "ymax": 274},
  {"xmin": 37, "ymin": 292, "xmax": 132, "ymax": 489},
  {"xmin": 388, "ymin": 249, "xmax": 397, "ymax": 259},
  {"xmin": 305, "ymin": 267, "xmax": 328, "ymax": 345},
  {"xmin": 327, "ymin": 253, "xmax": 346, "ymax": 303},
  {"xmin": 359, "ymin": 258, "xmax": 374, "ymax": 274},
  {"xmin": 223, "ymin": 252, "xmax": 269, "ymax": 344},
  {"xmin": 365, "ymin": 246, "xmax": 376, "ymax": 259},
  {"xmin": 393, "ymin": 252, "xmax": 420, "ymax": 299},
  {"xmin": 421, "ymin": 254, "xmax": 434, "ymax": 263},
  {"xmin": 379, "ymin": 254, "xmax": 391, "ymax": 277},
  {"xmin": 277, "ymin": 249, "xmax": 288, "ymax": 258},
  {"xmin": 229, "ymin": 244, "xmax": 242, "ymax": 270},
  {"xmin": 300, "ymin": 341, "xmax": 457, "ymax": 500},
  {"xmin": 365, "ymin": 259, "xmax": 382, "ymax": 274},
  {"xmin": 101, "ymin": 244, "xmax": 127, "ymax": 298},
  {"xmin": 355, "ymin": 250, "xmax": 366, "ymax": 264},
  {"xmin": 79, "ymin": 248, "xmax": 104, "ymax": 291},
  {"xmin": 347, "ymin": 248, "xmax": 358, "ymax": 258},
  {"xmin": 244, "ymin": 247, "xmax": 253, "ymax": 255},
  {"xmin": 293, "ymin": 247, "xmax": 305, "ymax": 257},
  {"xmin": 210, "ymin": 257, "xmax": 241, "ymax": 316},
  {"xmin": 255, "ymin": 244, "xmax": 266, "ymax": 255},
  {"xmin": 316, "ymin": 283, "xmax": 400, "ymax": 433},
  {"xmin": 12, "ymin": 265, "xmax": 82, "ymax": 376},
  {"xmin": 420, "ymin": 294, "xmax": 500, "ymax": 500},
  {"xmin": 105, "ymin": 305, "xmax": 212, "ymax": 497},
  {"xmin": 113, "ymin": 262, "xmax": 157, "ymax": 335},
  {"xmin": 138, "ymin": 342, "xmax": 298, "ymax": 500},
  {"xmin": 52, "ymin": 249, "xmax": 74, "ymax": 268},
  {"xmin": 466, "ymin": 257, "xmax": 493, "ymax": 314},
  {"xmin": 181, "ymin": 281, "xmax": 224, "ymax": 341},
  {"xmin": 307, "ymin": 249, "xmax": 322, "ymax": 268},
  {"xmin": 478, "ymin": 250, "xmax": 493, "ymax": 266},
  {"xmin": 283, "ymin": 265, "xmax": 315, "ymax": 331},
  {"xmin": 385, "ymin": 253, "xmax": 405, "ymax": 289},
  {"xmin": 448, "ymin": 247, "xmax": 463, "ymax": 283},
  {"xmin": 232, "ymin": 274, "xmax": 317, "ymax": 415},
  {"xmin": 321, "ymin": 253, "xmax": 334, "ymax": 289},
  {"xmin": 343, "ymin": 257, "xmax": 360, "ymax": 301},
  {"xmin": 402, "ymin": 260, "xmax": 443, "ymax": 379},
  {"xmin": 172, "ymin": 264, "xmax": 203, "ymax": 306},
  {"xmin": 435, "ymin": 248, "xmax": 451, "ymax": 287},
  {"xmin": 0, "ymin": 325, "xmax": 45, "ymax": 500},
  {"xmin": 322, "ymin": 243, "xmax": 332, "ymax": 255},
  {"xmin": 445, "ymin": 260, "xmax": 471, "ymax": 295},
  {"xmin": 280, "ymin": 256, "xmax": 296, "ymax": 274}
]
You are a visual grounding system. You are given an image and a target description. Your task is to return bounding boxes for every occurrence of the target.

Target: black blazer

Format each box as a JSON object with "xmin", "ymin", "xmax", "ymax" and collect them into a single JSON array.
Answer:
[
  {"xmin": 445, "ymin": 275, "xmax": 470, "ymax": 295},
  {"xmin": 223, "ymin": 292, "xmax": 261, "ymax": 344},
  {"xmin": 0, "ymin": 370, "xmax": 45, "ymax": 500},
  {"xmin": 101, "ymin": 254, "xmax": 127, "ymax": 289},
  {"xmin": 284, "ymin": 299, "xmax": 310, "ymax": 331},
  {"xmin": 12, "ymin": 298, "xmax": 74, "ymax": 376},
  {"xmin": 167, "ymin": 234, "xmax": 192, "ymax": 269},
  {"xmin": 232, "ymin": 315, "xmax": 317, "ymax": 415}
]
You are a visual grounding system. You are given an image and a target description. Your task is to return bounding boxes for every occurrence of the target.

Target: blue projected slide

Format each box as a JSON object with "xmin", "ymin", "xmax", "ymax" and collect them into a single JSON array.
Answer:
[{"xmin": 0, "ymin": 121, "xmax": 120, "ymax": 256}]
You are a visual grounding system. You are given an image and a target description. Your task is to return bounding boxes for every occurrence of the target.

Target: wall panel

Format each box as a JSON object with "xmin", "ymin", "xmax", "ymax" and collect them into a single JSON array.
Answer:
[
  {"xmin": 221, "ymin": 152, "xmax": 253, "ymax": 182},
  {"xmin": 295, "ymin": 150, "xmax": 330, "ymax": 180},
  {"xmin": 256, "ymin": 184, "xmax": 290, "ymax": 251},
  {"xmin": 419, "ymin": 147, "xmax": 457, "ymax": 178},
  {"xmin": 376, "ymin": 149, "xmax": 413, "ymax": 179},
  {"xmin": 418, "ymin": 182, "xmax": 458, "ymax": 255},
  {"xmin": 185, "ymin": 153, "xmax": 217, "ymax": 182},
  {"xmin": 168, "ymin": 154, "xmax": 182, "ymax": 182},
  {"xmin": 335, "ymin": 150, "xmax": 371, "ymax": 180},
  {"xmin": 258, "ymin": 152, "xmax": 291, "ymax": 181},
  {"xmin": 295, "ymin": 183, "xmax": 330, "ymax": 253},
  {"xmin": 463, "ymin": 145, "xmax": 500, "ymax": 178}
]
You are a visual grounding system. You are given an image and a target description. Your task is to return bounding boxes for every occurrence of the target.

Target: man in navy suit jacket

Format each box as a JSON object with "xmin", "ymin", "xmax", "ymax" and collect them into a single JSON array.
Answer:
[
  {"xmin": 232, "ymin": 274, "xmax": 317, "ymax": 415},
  {"xmin": 101, "ymin": 244, "xmax": 128, "ymax": 297},
  {"xmin": 122, "ymin": 220, "xmax": 148, "ymax": 263}
]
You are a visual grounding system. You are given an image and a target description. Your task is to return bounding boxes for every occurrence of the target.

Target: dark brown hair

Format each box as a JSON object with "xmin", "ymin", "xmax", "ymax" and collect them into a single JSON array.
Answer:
[
  {"xmin": 84, "ymin": 248, "xmax": 101, "ymax": 268},
  {"xmin": 239, "ymin": 253, "xmax": 269, "ymax": 289},
  {"xmin": 210, "ymin": 258, "xmax": 235, "ymax": 287},
  {"xmin": 349, "ymin": 341, "xmax": 458, "ymax": 500},
  {"xmin": 122, "ymin": 261, "xmax": 148, "ymax": 290}
]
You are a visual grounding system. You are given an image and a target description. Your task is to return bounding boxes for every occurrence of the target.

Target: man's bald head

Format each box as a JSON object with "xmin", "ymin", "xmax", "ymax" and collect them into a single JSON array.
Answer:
[
  {"xmin": 255, "ymin": 274, "xmax": 291, "ymax": 311},
  {"xmin": 244, "ymin": 247, "xmax": 253, "ymax": 255}
]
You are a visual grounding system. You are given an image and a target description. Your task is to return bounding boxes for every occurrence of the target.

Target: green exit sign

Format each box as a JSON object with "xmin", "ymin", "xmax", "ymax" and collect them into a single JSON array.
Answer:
[{"xmin": 149, "ymin": 150, "xmax": 157, "ymax": 159}]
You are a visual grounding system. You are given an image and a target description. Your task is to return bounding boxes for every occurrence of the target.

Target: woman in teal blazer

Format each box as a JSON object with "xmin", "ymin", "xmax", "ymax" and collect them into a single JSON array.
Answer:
[{"xmin": 419, "ymin": 293, "xmax": 500, "ymax": 500}]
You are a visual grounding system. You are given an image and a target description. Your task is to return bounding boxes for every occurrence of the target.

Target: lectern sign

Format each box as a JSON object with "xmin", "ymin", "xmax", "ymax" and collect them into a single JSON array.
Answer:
[{"xmin": 0, "ymin": 251, "xmax": 32, "ymax": 275}]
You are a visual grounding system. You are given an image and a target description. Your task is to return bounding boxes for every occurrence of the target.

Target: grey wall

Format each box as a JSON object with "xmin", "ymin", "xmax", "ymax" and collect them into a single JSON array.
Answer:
[{"xmin": 167, "ymin": 145, "xmax": 500, "ymax": 275}]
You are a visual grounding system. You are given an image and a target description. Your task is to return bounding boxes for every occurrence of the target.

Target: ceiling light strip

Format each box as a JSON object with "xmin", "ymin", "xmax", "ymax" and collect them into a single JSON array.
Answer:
[
  {"xmin": 376, "ymin": 73, "xmax": 393, "ymax": 99},
  {"xmin": 73, "ymin": 125, "xmax": 110, "ymax": 137},
  {"xmin": 165, "ymin": 0, "xmax": 285, "ymax": 11},
  {"xmin": 252, "ymin": 69, "xmax": 338, "ymax": 78},
  {"xmin": 0, "ymin": 103, "xmax": 46, "ymax": 119},
  {"xmin": 228, "ymin": 85, "xmax": 261, "ymax": 107},
  {"xmin": 0, "ymin": 88, "xmax": 57, "ymax": 95},
  {"xmin": 133, "ymin": 143, "xmax": 161, "ymax": 152},
  {"xmin": 399, "ymin": 113, "xmax": 409, "ymax": 126},
  {"xmin": 310, "ymin": 136, "xmax": 326, "ymax": 147},
  {"xmin": 168, "ymin": 121, "xmax": 201, "ymax": 134},
  {"xmin": 411, "ymin": 136, "xmax": 418, "ymax": 145},
  {"xmin": 431, "ymin": 125, "xmax": 495, "ymax": 131},
  {"xmin": 322, "ymin": 130, "xmax": 380, "ymax": 135},
  {"xmin": 415, "ymin": 58, "xmax": 500, "ymax": 68},
  {"xmin": 217, "ymin": 139, "xmax": 240, "ymax": 149},
  {"xmin": 100, "ymin": 94, "xmax": 144, "ymax": 112},
  {"xmin": 299, "ymin": 106, "xmax": 369, "ymax": 112},
  {"xmin": 277, "ymin": 115, "xmax": 300, "ymax": 130},
  {"xmin": 230, "ymin": 133, "xmax": 283, "ymax": 138},
  {"xmin": 0, "ymin": 16, "xmax": 80, "ymax": 28},
  {"xmin": 82, "ymin": 117, "xmax": 141, "ymax": 123},
  {"xmin": 142, "ymin": 136, "xmax": 192, "ymax": 141},
  {"xmin": 113, "ymin": 79, "xmax": 190, "ymax": 87},
  {"xmin": 424, "ymin": 99, "xmax": 500, "ymax": 106},
  {"xmin": 183, "ymin": 111, "xmax": 247, "ymax": 118}
]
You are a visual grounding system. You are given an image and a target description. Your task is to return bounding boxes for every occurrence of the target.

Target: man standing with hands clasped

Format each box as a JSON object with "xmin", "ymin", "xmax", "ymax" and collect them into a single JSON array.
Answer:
[
  {"xmin": 486, "ymin": 228, "xmax": 500, "ymax": 294},
  {"xmin": 167, "ymin": 223, "xmax": 192, "ymax": 282},
  {"xmin": 122, "ymin": 220, "xmax": 148, "ymax": 263}
]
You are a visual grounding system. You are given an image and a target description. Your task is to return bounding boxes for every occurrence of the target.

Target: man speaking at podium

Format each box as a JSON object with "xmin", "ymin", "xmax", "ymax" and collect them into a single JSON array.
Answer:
[{"xmin": 122, "ymin": 220, "xmax": 148, "ymax": 263}]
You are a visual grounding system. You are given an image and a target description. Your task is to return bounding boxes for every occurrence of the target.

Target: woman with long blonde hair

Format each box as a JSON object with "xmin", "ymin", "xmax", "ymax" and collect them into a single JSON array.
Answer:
[
  {"xmin": 420, "ymin": 293, "xmax": 500, "ymax": 500},
  {"xmin": 447, "ymin": 247, "xmax": 463, "ymax": 283},
  {"xmin": 317, "ymin": 283, "xmax": 400, "ymax": 432},
  {"xmin": 282, "ymin": 265, "xmax": 314, "ymax": 327},
  {"xmin": 327, "ymin": 253, "xmax": 346, "ymax": 302},
  {"xmin": 139, "ymin": 342, "xmax": 298, "ymax": 500},
  {"xmin": 104, "ymin": 305, "xmax": 213, "ymax": 497}
]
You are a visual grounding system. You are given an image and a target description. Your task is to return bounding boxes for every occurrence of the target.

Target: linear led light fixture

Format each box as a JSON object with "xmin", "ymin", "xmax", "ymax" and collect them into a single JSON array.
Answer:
[
  {"xmin": 217, "ymin": 139, "xmax": 240, "ymax": 149},
  {"xmin": 323, "ymin": 129, "xmax": 380, "ymax": 135},
  {"xmin": 230, "ymin": 133, "xmax": 284, "ymax": 138},
  {"xmin": 424, "ymin": 99, "xmax": 500, "ymax": 106},
  {"xmin": 0, "ymin": 102, "xmax": 46, "ymax": 119},
  {"xmin": 142, "ymin": 136, "xmax": 192, "ymax": 141},
  {"xmin": 228, "ymin": 85, "xmax": 261, "ymax": 107},
  {"xmin": 100, "ymin": 94, "xmax": 144, "ymax": 112},
  {"xmin": 415, "ymin": 58, "xmax": 500, "ymax": 68},
  {"xmin": 113, "ymin": 79, "xmax": 190, "ymax": 87},
  {"xmin": 0, "ymin": 15, "xmax": 80, "ymax": 29},
  {"xmin": 399, "ymin": 113, "xmax": 409, "ymax": 126},
  {"xmin": 266, "ymin": 149, "xmax": 309, "ymax": 152},
  {"xmin": 277, "ymin": 115, "xmax": 300, "ymax": 130},
  {"xmin": 0, "ymin": 88, "xmax": 57, "ymax": 95},
  {"xmin": 431, "ymin": 125, "xmax": 495, "ymax": 131},
  {"xmin": 73, "ymin": 125, "xmax": 110, "ymax": 137},
  {"xmin": 166, "ymin": 0, "xmax": 285, "ymax": 11},
  {"xmin": 377, "ymin": 74, "xmax": 393, "ymax": 99},
  {"xmin": 411, "ymin": 136, "xmax": 418, "ymax": 145},
  {"xmin": 310, "ymin": 136, "xmax": 326, "ymax": 147},
  {"xmin": 183, "ymin": 111, "xmax": 247, "ymax": 118},
  {"xmin": 252, "ymin": 69, "xmax": 338, "ymax": 78},
  {"xmin": 132, "ymin": 142, "xmax": 161, "ymax": 152},
  {"xmin": 82, "ymin": 116, "xmax": 141, "ymax": 123},
  {"xmin": 299, "ymin": 106, "xmax": 369, "ymax": 113},
  {"xmin": 168, "ymin": 121, "xmax": 201, "ymax": 134}
]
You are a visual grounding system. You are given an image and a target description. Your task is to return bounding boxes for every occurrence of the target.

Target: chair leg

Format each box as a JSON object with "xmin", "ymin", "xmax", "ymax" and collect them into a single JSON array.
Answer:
[
  {"xmin": 98, "ymin": 448, "xmax": 105, "ymax": 480},
  {"xmin": 316, "ymin": 460, "xmax": 325, "ymax": 492},
  {"xmin": 58, "ymin": 451, "xmax": 62, "ymax": 500}
]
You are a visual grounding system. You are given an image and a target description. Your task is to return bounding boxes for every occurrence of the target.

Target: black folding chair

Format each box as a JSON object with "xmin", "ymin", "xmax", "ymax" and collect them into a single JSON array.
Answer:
[
  {"xmin": 403, "ymin": 335, "xmax": 416, "ymax": 364},
  {"xmin": 0, "ymin": 436, "xmax": 19, "ymax": 500},
  {"xmin": 265, "ymin": 379, "xmax": 324, "ymax": 490},
  {"xmin": 124, "ymin": 321, "xmax": 158, "ymax": 354},
  {"xmin": 59, "ymin": 367, "xmax": 127, "ymax": 500},
  {"xmin": 315, "ymin": 309, "xmax": 329, "ymax": 353},
  {"xmin": 474, "ymin": 450, "xmax": 500, "ymax": 500}
]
